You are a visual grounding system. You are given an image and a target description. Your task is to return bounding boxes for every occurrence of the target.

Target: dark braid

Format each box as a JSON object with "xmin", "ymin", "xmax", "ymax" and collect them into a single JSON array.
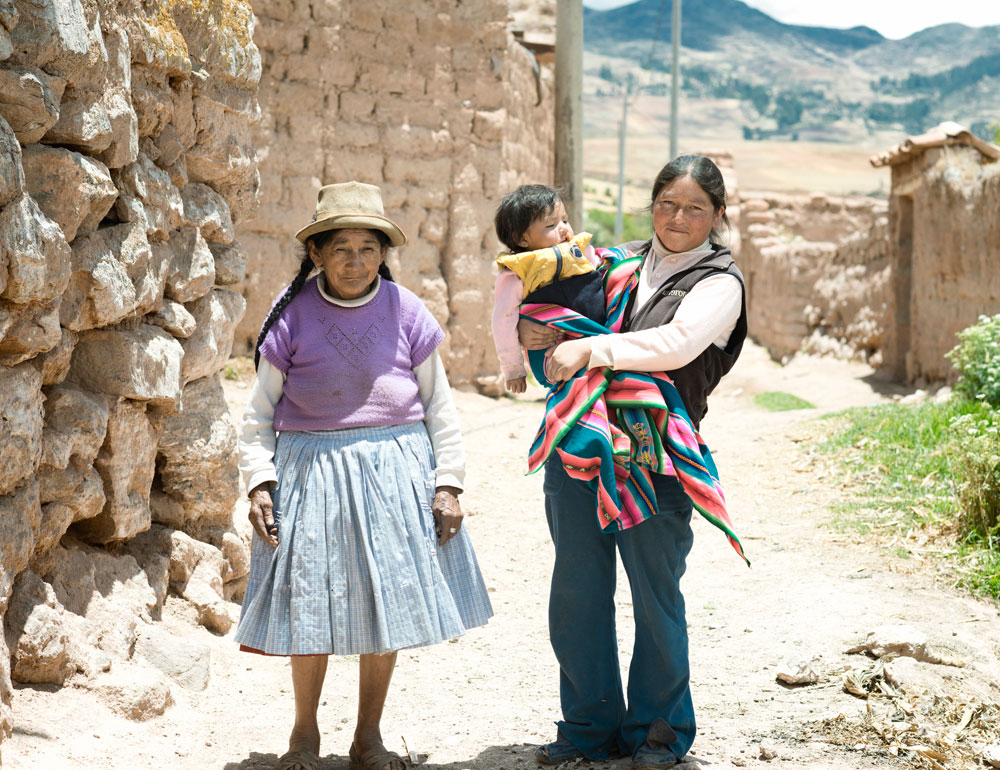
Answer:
[
  {"xmin": 253, "ymin": 254, "xmax": 314, "ymax": 370},
  {"xmin": 252, "ymin": 228, "xmax": 396, "ymax": 370}
]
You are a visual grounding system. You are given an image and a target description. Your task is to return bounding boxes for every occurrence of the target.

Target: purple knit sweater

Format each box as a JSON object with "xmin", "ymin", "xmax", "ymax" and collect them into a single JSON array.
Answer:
[{"xmin": 259, "ymin": 277, "xmax": 444, "ymax": 431}]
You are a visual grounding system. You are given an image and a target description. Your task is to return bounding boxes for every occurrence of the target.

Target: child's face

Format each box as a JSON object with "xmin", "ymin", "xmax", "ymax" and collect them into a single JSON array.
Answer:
[{"xmin": 517, "ymin": 200, "xmax": 574, "ymax": 251}]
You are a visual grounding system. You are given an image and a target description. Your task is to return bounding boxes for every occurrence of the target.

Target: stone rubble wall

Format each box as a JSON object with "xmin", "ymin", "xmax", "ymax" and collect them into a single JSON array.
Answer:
[
  {"xmin": 236, "ymin": 0, "xmax": 556, "ymax": 393},
  {"xmin": 887, "ymin": 147, "xmax": 1000, "ymax": 382},
  {"xmin": 738, "ymin": 192, "xmax": 891, "ymax": 363},
  {"xmin": 0, "ymin": 0, "xmax": 260, "ymax": 740}
]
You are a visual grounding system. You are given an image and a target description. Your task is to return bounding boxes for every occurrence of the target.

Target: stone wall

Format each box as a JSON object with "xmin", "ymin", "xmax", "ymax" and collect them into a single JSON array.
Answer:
[
  {"xmin": 883, "ymin": 146, "xmax": 1000, "ymax": 382},
  {"xmin": 236, "ymin": 0, "xmax": 556, "ymax": 392},
  {"xmin": 0, "ymin": 0, "xmax": 259, "ymax": 741},
  {"xmin": 739, "ymin": 192, "xmax": 891, "ymax": 363}
]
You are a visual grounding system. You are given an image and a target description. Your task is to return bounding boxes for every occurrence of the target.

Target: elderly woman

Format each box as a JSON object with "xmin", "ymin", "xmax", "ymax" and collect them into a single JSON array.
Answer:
[
  {"xmin": 519, "ymin": 155, "xmax": 747, "ymax": 769},
  {"xmin": 235, "ymin": 181, "xmax": 492, "ymax": 770}
]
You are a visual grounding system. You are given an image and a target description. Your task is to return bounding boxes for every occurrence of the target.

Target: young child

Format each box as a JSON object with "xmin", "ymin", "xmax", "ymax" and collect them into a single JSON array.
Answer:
[{"xmin": 491, "ymin": 185, "xmax": 605, "ymax": 392}]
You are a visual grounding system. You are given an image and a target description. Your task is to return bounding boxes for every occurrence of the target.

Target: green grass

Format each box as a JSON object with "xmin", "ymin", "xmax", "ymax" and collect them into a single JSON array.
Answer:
[
  {"xmin": 753, "ymin": 391, "xmax": 816, "ymax": 411},
  {"xmin": 817, "ymin": 399, "xmax": 1000, "ymax": 601},
  {"xmin": 956, "ymin": 543, "xmax": 1000, "ymax": 597}
]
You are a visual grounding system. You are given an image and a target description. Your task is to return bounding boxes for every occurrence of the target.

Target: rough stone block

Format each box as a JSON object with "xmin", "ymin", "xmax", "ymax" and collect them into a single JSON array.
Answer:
[
  {"xmin": 20, "ymin": 145, "xmax": 117, "ymax": 243},
  {"xmin": 130, "ymin": 64, "xmax": 174, "ymax": 139},
  {"xmin": 147, "ymin": 297, "xmax": 196, "ymax": 338},
  {"xmin": 180, "ymin": 289, "xmax": 246, "ymax": 383},
  {"xmin": 186, "ymin": 92, "xmax": 256, "ymax": 192},
  {"xmin": 7, "ymin": 0, "xmax": 107, "ymax": 89},
  {"xmin": 129, "ymin": 9, "xmax": 191, "ymax": 76},
  {"xmin": 30, "ymin": 326, "xmax": 78, "ymax": 386},
  {"xmin": 156, "ymin": 375, "xmax": 239, "ymax": 534},
  {"xmin": 41, "ymin": 85, "xmax": 113, "ymax": 153},
  {"xmin": 172, "ymin": 539, "xmax": 233, "ymax": 634},
  {"xmin": 170, "ymin": 0, "xmax": 259, "ymax": 89},
  {"xmin": 113, "ymin": 153, "xmax": 184, "ymax": 241},
  {"xmin": 4, "ymin": 569, "xmax": 73, "ymax": 685},
  {"xmin": 94, "ymin": 26, "xmax": 139, "ymax": 170},
  {"xmin": 0, "ymin": 298, "xmax": 62, "ymax": 367},
  {"xmin": 0, "ymin": 66, "xmax": 64, "ymax": 143},
  {"xmin": 164, "ymin": 226, "xmax": 215, "ymax": 303},
  {"xmin": 0, "ymin": 480, "xmax": 40, "ymax": 602},
  {"xmin": 72, "ymin": 399, "xmax": 159, "ymax": 544},
  {"xmin": 92, "ymin": 662, "xmax": 172, "ymax": 721},
  {"xmin": 66, "ymin": 325, "xmax": 183, "ymax": 409},
  {"xmin": 0, "ymin": 479, "xmax": 39, "ymax": 741},
  {"xmin": 0, "ymin": 363, "xmax": 43, "ymax": 495},
  {"xmin": 60, "ymin": 221, "xmax": 149, "ymax": 331},
  {"xmin": 209, "ymin": 241, "xmax": 247, "ymax": 285},
  {"xmin": 41, "ymin": 538, "xmax": 154, "ymax": 642},
  {"xmin": 34, "ymin": 463, "xmax": 105, "ymax": 557},
  {"xmin": 0, "ymin": 114, "xmax": 24, "ymax": 209},
  {"xmin": 39, "ymin": 383, "xmax": 109, "ymax": 470},
  {"xmin": 181, "ymin": 182, "xmax": 235, "ymax": 244},
  {"xmin": 0, "ymin": 194, "xmax": 72, "ymax": 304},
  {"xmin": 133, "ymin": 622, "xmax": 210, "ymax": 691}
]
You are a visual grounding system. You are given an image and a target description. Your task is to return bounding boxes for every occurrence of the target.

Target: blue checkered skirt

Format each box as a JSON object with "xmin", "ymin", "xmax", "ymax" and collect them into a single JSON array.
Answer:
[{"xmin": 234, "ymin": 422, "xmax": 493, "ymax": 655}]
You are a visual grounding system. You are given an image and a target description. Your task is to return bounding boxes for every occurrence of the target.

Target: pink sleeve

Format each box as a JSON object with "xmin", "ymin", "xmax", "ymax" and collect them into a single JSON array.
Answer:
[{"xmin": 491, "ymin": 270, "xmax": 527, "ymax": 380}]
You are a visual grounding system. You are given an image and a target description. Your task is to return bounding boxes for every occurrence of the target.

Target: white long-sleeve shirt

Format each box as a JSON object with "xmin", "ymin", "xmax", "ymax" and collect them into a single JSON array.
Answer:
[
  {"xmin": 238, "ymin": 275, "xmax": 465, "ymax": 495},
  {"xmin": 588, "ymin": 236, "xmax": 742, "ymax": 372}
]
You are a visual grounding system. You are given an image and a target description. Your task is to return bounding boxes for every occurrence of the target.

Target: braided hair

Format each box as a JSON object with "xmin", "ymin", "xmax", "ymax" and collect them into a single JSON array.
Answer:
[{"xmin": 252, "ymin": 229, "xmax": 395, "ymax": 370}]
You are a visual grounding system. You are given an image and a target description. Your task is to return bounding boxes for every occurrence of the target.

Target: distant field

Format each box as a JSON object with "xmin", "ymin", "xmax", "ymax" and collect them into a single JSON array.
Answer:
[
  {"xmin": 582, "ymin": 90, "xmax": 897, "ymax": 207},
  {"xmin": 584, "ymin": 134, "xmax": 892, "ymax": 208}
]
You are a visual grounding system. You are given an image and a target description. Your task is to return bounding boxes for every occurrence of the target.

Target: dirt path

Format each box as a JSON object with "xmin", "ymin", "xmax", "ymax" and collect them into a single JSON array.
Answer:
[{"xmin": 7, "ymin": 342, "xmax": 1000, "ymax": 770}]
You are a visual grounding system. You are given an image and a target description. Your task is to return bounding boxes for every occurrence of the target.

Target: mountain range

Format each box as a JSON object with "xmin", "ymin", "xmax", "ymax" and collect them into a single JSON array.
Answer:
[{"xmin": 582, "ymin": 0, "xmax": 1000, "ymax": 141}]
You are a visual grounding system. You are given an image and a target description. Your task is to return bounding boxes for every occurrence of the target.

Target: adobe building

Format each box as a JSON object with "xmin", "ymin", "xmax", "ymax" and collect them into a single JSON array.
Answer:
[{"xmin": 870, "ymin": 122, "xmax": 1000, "ymax": 383}]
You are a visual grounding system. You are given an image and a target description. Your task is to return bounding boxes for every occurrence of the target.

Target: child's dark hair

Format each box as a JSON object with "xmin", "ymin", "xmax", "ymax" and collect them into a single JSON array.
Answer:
[
  {"xmin": 649, "ymin": 154, "xmax": 731, "ymax": 243},
  {"xmin": 494, "ymin": 184, "xmax": 562, "ymax": 252},
  {"xmin": 253, "ymin": 228, "xmax": 394, "ymax": 370}
]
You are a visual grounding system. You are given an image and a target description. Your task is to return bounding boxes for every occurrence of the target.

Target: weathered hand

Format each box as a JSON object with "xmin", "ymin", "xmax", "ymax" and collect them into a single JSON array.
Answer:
[
  {"xmin": 248, "ymin": 483, "xmax": 278, "ymax": 547},
  {"xmin": 545, "ymin": 337, "xmax": 594, "ymax": 382},
  {"xmin": 432, "ymin": 485, "xmax": 464, "ymax": 546},
  {"xmin": 516, "ymin": 318, "xmax": 562, "ymax": 350}
]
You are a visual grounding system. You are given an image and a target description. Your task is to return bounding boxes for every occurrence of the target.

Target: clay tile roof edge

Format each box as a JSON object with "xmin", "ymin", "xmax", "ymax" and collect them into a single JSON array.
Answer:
[{"xmin": 869, "ymin": 121, "xmax": 1000, "ymax": 168}]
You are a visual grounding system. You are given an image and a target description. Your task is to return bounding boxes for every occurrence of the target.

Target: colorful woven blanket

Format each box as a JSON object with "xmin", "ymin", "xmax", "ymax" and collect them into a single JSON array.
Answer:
[{"xmin": 522, "ymin": 248, "xmax": 749, "ymax": 565}]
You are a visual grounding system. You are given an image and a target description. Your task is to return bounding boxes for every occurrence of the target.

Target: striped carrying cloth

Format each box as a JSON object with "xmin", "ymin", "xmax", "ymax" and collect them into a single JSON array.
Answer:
[{"xmin": 523, "ymin": 247, "xmax": 749, "ymax": 565}]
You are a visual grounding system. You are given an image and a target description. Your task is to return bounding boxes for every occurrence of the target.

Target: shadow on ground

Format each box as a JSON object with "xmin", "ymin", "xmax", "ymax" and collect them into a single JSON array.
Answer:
[{"xmin": 222, "ymin": 744, "xmax": 719, "ymax": 769}]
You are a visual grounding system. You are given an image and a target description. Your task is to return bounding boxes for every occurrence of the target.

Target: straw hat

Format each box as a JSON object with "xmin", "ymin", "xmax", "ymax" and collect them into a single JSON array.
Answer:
[{"xmin": 294, "ymin": 181, "xmax": 407, "ymax": 246}]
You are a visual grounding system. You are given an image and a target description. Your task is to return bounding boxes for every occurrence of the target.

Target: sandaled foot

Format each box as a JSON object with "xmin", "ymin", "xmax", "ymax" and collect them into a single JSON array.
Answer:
[
  {"xmin": 536, "ymin": 732, "xmax": 624, "ymax": 765},
  {"xmin": 276, "ymin": 750, "xmax": 319, "ymax": 770},
  {"xmin": 632, "ymin": 746, "xmax": 679, "ymax": 769},
  {"xmin": 349, "ymin": 742, "xmax": 407, "ymax": 770},
  {"xmin": 535, "ymin": 734, "xmax": 585, "ymax": 765}
]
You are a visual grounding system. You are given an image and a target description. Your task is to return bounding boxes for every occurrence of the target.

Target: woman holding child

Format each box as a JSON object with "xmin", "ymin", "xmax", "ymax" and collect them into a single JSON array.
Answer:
[
  {"xmin": 514, "ymin": 155, "xmax": 748, "ymax": 769},
  {"xmin": 235, "ymin": 182, "xmax": 492, "ymax": 770}
]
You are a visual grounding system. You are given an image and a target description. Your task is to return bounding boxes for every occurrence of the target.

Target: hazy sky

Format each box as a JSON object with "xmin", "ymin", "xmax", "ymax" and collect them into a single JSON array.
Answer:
[{"xmin": 582, "ymin": 0, "xmax": 1000, "ymax": 40}]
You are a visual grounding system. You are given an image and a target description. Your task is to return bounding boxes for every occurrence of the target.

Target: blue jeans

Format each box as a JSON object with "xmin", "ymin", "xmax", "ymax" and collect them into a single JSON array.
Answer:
[{"xmin": 543, "ymin": 460, "xmax": 696, "ymax": 761}]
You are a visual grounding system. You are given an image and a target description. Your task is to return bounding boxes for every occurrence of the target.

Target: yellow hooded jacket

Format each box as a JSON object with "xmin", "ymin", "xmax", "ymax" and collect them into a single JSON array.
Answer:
[{"xmin": 495, "ymin": 232, "xmax": 594, "ymax": 298}]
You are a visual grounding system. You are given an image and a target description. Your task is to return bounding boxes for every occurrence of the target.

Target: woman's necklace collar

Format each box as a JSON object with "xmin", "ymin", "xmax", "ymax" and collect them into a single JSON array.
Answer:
[
  {"xmin": 316, "ymin": 274, "xmax": 381, "ymax": 307},
  {"xmin": 649, "ymin": 232, "xmax": 712, "ymax": 261}
]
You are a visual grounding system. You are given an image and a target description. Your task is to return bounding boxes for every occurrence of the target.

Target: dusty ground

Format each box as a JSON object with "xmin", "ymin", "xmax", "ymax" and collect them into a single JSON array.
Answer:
[{"xmin": 7, "ymin": 342, "xmax": 1000, "ymax": 770}]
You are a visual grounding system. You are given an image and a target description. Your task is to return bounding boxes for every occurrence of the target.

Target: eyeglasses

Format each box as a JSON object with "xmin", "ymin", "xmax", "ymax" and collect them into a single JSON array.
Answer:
[{"xmin": 653, "ymin": 199, "xmax": 712, "ymax": 220}]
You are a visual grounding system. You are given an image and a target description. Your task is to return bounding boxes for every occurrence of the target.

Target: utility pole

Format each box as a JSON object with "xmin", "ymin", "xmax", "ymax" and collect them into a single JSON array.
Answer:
[
  {"xmin": 670, "ymin": 0, "xmax": 681, "ymax": 160},
  {"xmin": 555, "ymin": 0, "xmax": 583, "ymax": 230},
  {"xmin": 615, "ymin": 80, "xmax": 629, "ymax": 242}
]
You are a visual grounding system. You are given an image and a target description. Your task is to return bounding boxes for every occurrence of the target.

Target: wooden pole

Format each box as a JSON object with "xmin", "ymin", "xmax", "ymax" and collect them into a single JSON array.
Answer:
[
  {"xmin": 555, "ymin": 0, "xmax": 584, "ymax": 229},
  {"xmin": 670, "ymin": 0, "xmax": 681, "ymax": 160}
]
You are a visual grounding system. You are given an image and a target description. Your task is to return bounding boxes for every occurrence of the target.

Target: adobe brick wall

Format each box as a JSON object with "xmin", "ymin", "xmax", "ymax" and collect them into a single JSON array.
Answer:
[
  {"xmin": 236, "ymin": 0, "xmax": 556, "ymax": 392},
  {"xmin": 739, "ymin": 192, "xmax": 891, "ymax": 363}
]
